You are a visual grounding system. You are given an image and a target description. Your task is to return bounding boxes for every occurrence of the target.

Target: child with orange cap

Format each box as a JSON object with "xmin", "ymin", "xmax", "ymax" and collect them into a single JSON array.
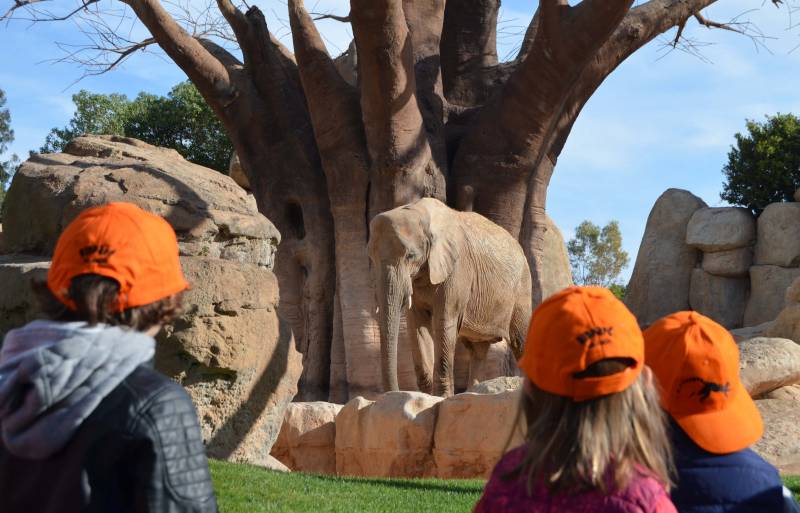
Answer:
[
  {"xmin": 0, "ymin": 203, "xmax": 218, "ymax": 513},
  {"xmin": 474, "ymin": 286, "xmax": 677, "ymax": 513},
  {"xmin": 644, "ymin": 311, "xmax": 800, "ymax": 513}
]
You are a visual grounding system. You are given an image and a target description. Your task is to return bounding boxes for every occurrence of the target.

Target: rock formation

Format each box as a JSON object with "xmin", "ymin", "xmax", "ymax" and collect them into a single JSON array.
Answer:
[
  {"xmin": 626, "ymin": 189, "xmax": 706, "ymax": 326},
  {"xmin": 0, "ymin": 135, "xmax": 300, "ymax": 466}
]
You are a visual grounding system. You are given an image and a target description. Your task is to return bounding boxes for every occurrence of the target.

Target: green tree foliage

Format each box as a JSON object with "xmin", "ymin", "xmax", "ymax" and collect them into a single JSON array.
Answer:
[
  {"xmin": 567, "ymin": 220, "xmax": 630, "ymax": 290},
  {"xmin": 41, "ymin": 82, "xmax": 232, "ymax": 172},
  {"xmin": 0, "ymin": 88, "xmax": 19, "ymax": 217},
  {"xmin": 721, "ymin": 113, "xmax": 800, "ymax": 216}
]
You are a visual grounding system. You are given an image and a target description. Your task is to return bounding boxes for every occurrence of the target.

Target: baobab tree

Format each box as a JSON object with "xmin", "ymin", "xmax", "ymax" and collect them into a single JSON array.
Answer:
[{"xmin": 2, "ymin": 0, "xmax": 786, "ymax": 401}]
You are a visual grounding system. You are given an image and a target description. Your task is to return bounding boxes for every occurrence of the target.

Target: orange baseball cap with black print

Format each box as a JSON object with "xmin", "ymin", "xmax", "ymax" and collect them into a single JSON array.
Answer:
[
  {"xmin": 48, "ymin": 202, "xmax": 189, "ymax": 312},
  {"xmin": 518, "ymin": 286, "xmax": 644, "ymax": 402},
  {"xmin": 644, "ymin": 311, "xmax": 763, "ymax": 454}
]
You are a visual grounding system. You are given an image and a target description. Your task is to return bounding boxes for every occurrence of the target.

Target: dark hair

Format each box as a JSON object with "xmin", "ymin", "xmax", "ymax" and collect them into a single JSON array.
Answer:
[
  {"xmin": 35, "ymin": 274, "xmax": 184, "ymax": 331},
  {"xmin": 510, "ymin": 359, "xmax": 673, "ymax": 495}
]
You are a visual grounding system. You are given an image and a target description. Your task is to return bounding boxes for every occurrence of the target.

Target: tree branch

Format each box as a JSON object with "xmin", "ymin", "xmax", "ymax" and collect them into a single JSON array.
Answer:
[
  {"xmin": 119, "ymin": 0, "xmax": 236, "ymax": 106},
  {"xmin": 288, "ymin": 0, "xmax": 368, "ymax": 204},
  {"xmin": 351, "ymin": 0, "xmax": 444, "ymax": 212},
  {"xmin": 440, "ymin": 0, "xmax": 500, "ymax": 106}
]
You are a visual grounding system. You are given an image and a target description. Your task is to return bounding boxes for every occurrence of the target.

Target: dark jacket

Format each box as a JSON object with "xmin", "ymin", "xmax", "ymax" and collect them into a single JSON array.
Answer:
[
  {"xmin": 0, "ymin": 321, "xmax": 218, "ymax": 513},
  {"xmin": 671, "ymin": 421, "xmax": 793, "ymax": 513}
]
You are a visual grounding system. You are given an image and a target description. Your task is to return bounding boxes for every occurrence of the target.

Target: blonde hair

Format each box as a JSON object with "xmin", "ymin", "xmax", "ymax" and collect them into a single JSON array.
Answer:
[{"xmin": 511, "ymin": 359, "xmax": 673, "ymax": 495}]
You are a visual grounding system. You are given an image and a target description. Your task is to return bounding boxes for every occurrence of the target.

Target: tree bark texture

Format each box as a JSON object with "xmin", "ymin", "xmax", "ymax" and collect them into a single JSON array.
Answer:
[{"xmin": 116, "ymin": 0, "xmax": 726, "ymax": 400}]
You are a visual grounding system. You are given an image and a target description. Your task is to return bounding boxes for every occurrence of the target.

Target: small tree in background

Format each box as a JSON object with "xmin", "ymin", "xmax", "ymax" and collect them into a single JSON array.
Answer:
[
  {"xmin": 41, "ymin": 82, "xmax": 232, "ymax": 172},
  {"xmin": 568, "ymin": 220, "xmax": 630, "ymax": 293},
  {"xmin": 721, "ymin": 113, "xmax": 800, "ymax": 216},
  {"xmin": 0, "ymin": 89, "xmax": 19, "ymax": 218}
]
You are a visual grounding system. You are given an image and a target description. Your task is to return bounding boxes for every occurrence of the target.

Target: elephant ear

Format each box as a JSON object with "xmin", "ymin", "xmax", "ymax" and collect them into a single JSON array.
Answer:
[{"xmin": 421, "ymin": 199, "xmax": 464, "ymax": 285}]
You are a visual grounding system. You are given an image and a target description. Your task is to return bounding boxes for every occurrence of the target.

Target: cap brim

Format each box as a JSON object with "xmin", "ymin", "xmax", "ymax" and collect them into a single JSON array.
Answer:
[{"xmin": 674, "ymin": 381, "xmax": 763, "ymax": 454}]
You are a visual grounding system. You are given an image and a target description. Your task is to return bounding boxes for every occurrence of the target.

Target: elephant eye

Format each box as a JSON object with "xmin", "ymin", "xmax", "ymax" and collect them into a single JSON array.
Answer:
[{"xmin": 406, "ymin": 252, "xmax": 416, "ymax": 260}]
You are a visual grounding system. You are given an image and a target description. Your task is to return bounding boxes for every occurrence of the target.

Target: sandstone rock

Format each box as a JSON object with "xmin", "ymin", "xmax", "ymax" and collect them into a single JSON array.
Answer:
[
  {"xmin": 686, "ymin": 207, "xmax": 755, "ymax": 252},
  {"xmin": 761, "ymin": 384, "xmax": 800, "ymax": 401},
  {"xmin": 263, "ymin": 456, "xmax": 291, "ymax": 472},
  {"xmin": 434, "ymin": 390, "xmax": 525, "ymax": 478},
  {"xmin": 271, "ymin": 402, "xmax": 342, "ymax": 475},
  {"xmin": 335, "ymin": 392, "xmax": 443, "ymax": 478},
  {"xmin": 767, "ymin": 304, "xmax": 800, "ymax": 343},
  {"xmin": 744, "ymin": 265, "xmax": 800, "ymax": 327},
  {"xmin": 754, "ymin": 202, "xmax": 800, "ymax": 267},
  {"xmin": 730, "ymin": 321, "xmax": 773, "ymax": 343},
  {"xmin": 702, "ymin": 248, "xmax": 753, "ymax": 278},
  {"xmin": 535, "ymin": 216, "xmax": 573, "ymax": 304},
  {"xmin": 228, "ymin": 152, "xmax": 251, "ymax": 192},
  {"xmin": 157, "ymin": 257, "xmax": 302, "ymax": 467},
  {"xmin": 754, "ymin": 399, "xmax": 800, "ymax": 473},
  {"xmin": 688, "ymin": 269, "xmax": 748, "ymax": 329},
  {"xmin": 626, "ymin": 189, "xmax": 706, "ymax": 327},
  {"xmin": 467, "ymin": 376, "xmax": 524, "ymax": 395},
  {"xmin": 0, "ymin": 255, "xmax": 49, "ymax": 340},
  {"xmin": 738, "ymin": 337, "xmax": 800, "ymax": 397},
  {"xmin": 3, "ymin": 135, "xmax": 279, "ymax": 269}
]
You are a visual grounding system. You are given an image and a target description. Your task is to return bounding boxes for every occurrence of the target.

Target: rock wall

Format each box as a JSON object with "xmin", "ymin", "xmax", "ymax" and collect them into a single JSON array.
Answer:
[
  {"xmin": 0, "ymin": 136, "xmax": 301, "ymax": 466},
  {"xmin": 628, "ymin": 189, "xmax": 800, "ymax": 330}
]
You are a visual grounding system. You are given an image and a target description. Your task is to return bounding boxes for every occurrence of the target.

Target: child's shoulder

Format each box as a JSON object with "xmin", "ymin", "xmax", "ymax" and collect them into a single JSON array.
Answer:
[{"xmin": 616, "ymin": 468, "xmax": 674, "ymax": 512}]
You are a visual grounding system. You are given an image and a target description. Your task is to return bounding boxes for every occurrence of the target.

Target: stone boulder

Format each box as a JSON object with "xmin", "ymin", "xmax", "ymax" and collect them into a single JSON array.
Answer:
[
  {"xmin": 0, "ymin": 256, "xmax": 49, "ymax": 340},
  {"xmin": 533, "ymin": 215, "xmax": 573, "ymax": 304},
  {"xmin": 3, "ymin": 135, "xmax": 279, "ymax": 269},
  {"xmin": 271, "ymin": 402, "xmax": 342, "ymax": 475},
  {"xmin": 685, "ymin": 207, "xmax": 755, "ymax": 252},
  {"xmin": 754, "ymin": 399, "xmax": 800, "ymax": 473},
  {"xmin": 467, "ymin": 376, "xmax": 524, "ymax": 395},
  {"xmin": 738, "ymin": 337, "xmax": 800, "ymax": 397},
  {"xmin": 744, "ymin": 265, "xmax": 800, "ymax": 327},
  {"xmin": 626, "ymin": 189, "xmax": 706, "ymax": 327},
  {"xmin": 754, "ymin": 203, "xmax": 800, "ymax": 267},
  {"xmin": 702, "ymin": 248, "xmax": 753, "ymax": 278},
  {"xmin": 335, "ymin": 392, "xmax": 443, "ymax": 478},
  {"xmin": 688, "ymin": 269, "xmax": 748, "ymax": 329},
  {"xmin": 228, "ymin": 152, "xmax": 251, "ymax": 192},
  {"xmin": 157, "ymin": 257, "xmax": 302, "ymax": 466},
  {"xmin": 730, "ymin": 322, "xmax": 773, "ymax": 343},
  {"xmin": 761, "ymin": 384, "xmax": 800, "ymax": 401},
  {"xmin": 433, "ymin": 390, "xmax": 525, "ymax": 478}
]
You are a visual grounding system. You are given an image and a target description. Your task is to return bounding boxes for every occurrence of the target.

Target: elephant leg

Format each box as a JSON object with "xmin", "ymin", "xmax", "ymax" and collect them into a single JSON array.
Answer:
[
  {"xmin": 432, "ymin": 314, "xmax": 458, "ymax": 397},
  {"xmin": 467, "ymin": 341, "xmax": 491, "ymax": 388},
  {"xmin": 407, "ymin": 308, "xmax": 434, "ymax": 394},
  {"xmin": 509, "ymin": 299, "xmax": 531, "ymax": 361}
]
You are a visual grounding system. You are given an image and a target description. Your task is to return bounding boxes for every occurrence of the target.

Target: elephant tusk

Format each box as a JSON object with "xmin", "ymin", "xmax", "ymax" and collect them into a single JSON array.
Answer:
[
  {"xmin": 375, "ymin": 306, "xmax": 380, "ymax": 315},
  {"xmin": 407, "ymin": 295, "xmax": 412, "ymax": 310}
]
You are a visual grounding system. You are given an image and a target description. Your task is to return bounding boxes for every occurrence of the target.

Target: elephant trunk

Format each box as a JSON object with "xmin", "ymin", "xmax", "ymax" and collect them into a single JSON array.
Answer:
[{"xmin": 378, "ymin": 265, "xmax": 410, "ymax": 392}]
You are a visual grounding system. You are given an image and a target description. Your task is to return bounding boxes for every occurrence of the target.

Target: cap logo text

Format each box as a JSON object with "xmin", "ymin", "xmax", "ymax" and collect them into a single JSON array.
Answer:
[
  {"xmin": 576, "ymin": 326, "xmax": 613, "ymax": 347},
  {"xmin": 80, "ymin": 245, "xmax": 115, "ymax": 265}
]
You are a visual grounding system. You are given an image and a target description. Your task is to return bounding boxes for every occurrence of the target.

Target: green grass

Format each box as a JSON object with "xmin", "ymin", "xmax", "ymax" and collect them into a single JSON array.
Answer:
[
  {"xmin": 210, "ymin": 460, "xmax": 485, "ymax": 513},
  {"xmin": 211, "ymin": 460, "xmax": 800, "ymax": 513}
]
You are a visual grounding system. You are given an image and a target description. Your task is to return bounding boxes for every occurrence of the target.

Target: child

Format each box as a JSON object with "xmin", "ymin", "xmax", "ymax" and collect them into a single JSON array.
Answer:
[
  {"xmin": 644, "ymin": 311, "xmax": 800, "ymax": 513},
  {"xmin": 474, "ymin": 286, "xmax": 677, "ymax": 513},
  {"xmin": 0, "ymin": 202, "xmax": 218, "ymax": 513}
]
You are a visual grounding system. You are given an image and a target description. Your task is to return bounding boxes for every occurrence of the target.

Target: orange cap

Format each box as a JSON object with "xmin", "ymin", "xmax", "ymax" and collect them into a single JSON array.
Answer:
[
  {"xmin": 644, "ymin": 311, "xmax": 763, "ymax": 454},
  {"xmin": 48, "ymin": 202, "xmax": 189, "ymax": 311},
  {"xmin": 518, "ymin": 286, "xmax": 644, "ymax": 402}
]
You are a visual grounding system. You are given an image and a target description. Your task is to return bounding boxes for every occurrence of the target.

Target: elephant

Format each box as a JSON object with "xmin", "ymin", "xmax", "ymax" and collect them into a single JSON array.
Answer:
[{"xmin": 367, "ymin": 197, "xmax": 532, "ymax": 397}]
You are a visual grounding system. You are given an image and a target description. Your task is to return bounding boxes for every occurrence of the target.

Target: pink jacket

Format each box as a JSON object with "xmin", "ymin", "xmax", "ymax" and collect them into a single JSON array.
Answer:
[{"xmin": 474, "ymin": 447, "xmax": 677, "ymax": 513}]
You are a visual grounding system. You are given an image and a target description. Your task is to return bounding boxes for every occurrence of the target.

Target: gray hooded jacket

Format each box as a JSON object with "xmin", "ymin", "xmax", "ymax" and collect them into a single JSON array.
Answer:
[
  {"xmin": 0, "ymin": 320, "xmax": 217, "ymax": 513},
  {"xmin": 0, "ymin": 320, "xmax": 155, "ymax": 459}
]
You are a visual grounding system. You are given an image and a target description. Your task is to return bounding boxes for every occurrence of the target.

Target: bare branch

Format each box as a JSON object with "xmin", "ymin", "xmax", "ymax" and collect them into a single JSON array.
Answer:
[
  {"xmin": 673, "ymin": 16, "xmax": 689, "ymax": 47},
  {"xmin": 311, "ymin": 12, "xmax": 350, "ymax": 23}
]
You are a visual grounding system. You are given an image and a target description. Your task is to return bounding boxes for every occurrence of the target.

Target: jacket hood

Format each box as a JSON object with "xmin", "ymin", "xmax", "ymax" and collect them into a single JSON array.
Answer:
[{"xmin": 0, "ymin": 320, "xmax": 155, "ymax": 459}]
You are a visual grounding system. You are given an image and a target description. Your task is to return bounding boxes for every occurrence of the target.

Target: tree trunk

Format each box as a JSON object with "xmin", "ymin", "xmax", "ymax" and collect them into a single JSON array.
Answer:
[{"xmin": 108, "ymin": 0, "xmax": 731, "ymax": 400}]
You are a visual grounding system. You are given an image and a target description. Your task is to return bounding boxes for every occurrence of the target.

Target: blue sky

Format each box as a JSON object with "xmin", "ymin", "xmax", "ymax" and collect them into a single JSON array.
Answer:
[{"xmin": 1, "ymin": 0, "xmax": 799, "ymax": 280}]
